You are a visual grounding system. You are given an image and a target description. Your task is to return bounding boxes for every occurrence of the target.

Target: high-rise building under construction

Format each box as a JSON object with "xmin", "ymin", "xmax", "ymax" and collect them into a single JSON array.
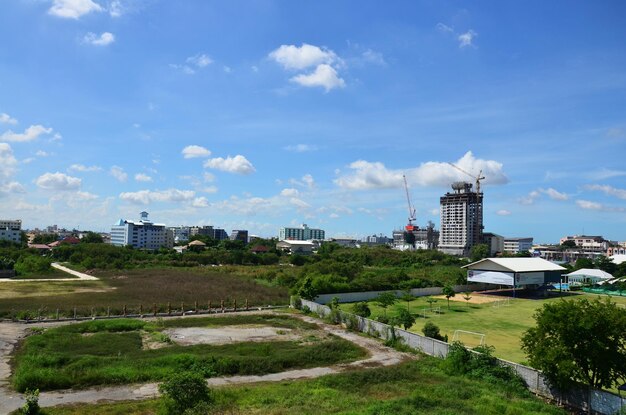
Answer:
[{"xmin": 438, "ymin": 182, "xmax": 483, "ymax": 256}]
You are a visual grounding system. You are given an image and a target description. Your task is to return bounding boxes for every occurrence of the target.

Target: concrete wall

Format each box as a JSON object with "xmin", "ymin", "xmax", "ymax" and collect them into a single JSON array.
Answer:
[
  {"xmin": 301, "ymin": 299, "xmax": 626, "ymax": 415},
  {"xmin": 314, "ymin": 283, "xmax": 490, "ymax": 304}
]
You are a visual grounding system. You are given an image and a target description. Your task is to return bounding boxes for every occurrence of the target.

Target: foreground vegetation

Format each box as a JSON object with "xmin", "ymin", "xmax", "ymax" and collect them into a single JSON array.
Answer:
[
  {"xmin": 12, "ymin": 315, "xmax": 365, "ymax": 392},
  {"xmin": 36, "ymin": 358, "xmax": 565, "ymax": 415}
]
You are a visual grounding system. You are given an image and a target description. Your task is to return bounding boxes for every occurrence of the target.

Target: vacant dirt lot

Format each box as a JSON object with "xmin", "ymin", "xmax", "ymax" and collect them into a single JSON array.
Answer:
[{"xmin": 165, "ymin": 325, "xmax": 300, "ymax": 345}]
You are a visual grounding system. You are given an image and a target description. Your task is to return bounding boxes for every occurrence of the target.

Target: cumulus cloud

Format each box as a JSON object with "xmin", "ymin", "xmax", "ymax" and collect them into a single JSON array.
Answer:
[
  {"xmin": 83, "ymin": 32, "xmax": 115, "ymax": 46},
  {"xmin": 269, "ymin": 43, "xmax": 337, "ymax": 70},
  {"xmin": 35, "ymin": 150, "xmax": 50, "ymax": 157},
  {"xmin": 0, "ymin": 125, "xmax": 52, "ymax": 142},
  {"xmin": 289, "ymin": 174, "xmax": 315, "ymax": 189},
  {"xmin": 334, "ymin": 151, "xmax": 508, "ymax": 190},
  {"xmin": 585, "ymin": 184, "xmax": 626, "ymax": 200},
  {"xmin": 182, "ymin": 145, "xmax": 211, "ymax": 159},
  {"xmin": 48, "ymin": 0, "xmax": 103, "ymax": 19},
  {"xmin": 75, "ymin": 191, "xmax": 98, "ymax": 200},
  {"xmin": 0, "ymin": 143, "xmax": 18, "ymax": 179},
  {"xmin": 280, "ymin": 188, "xmax": 300, "ymax": 197},
  {"xmin": 496, "ymin": 209, "xmax": 512, "ymax": 216},
  {"xmin": 458, "ymin": 30, "xmax": 478, "ymax": 48},
  {"xmin": 203, "ymin": 172, "xmax": 215, "ymax": 182},
  {"xmin": 542, "ymin": 187, "xmax": 568, "ymax": 201},
  {"xmin": 290, "ymin": 197, "xmax": 311, "ymax": 209},
  {"xmin": 108, "ymin": 0, "xmax": 123, "ymax": 17},
  {"xmin": 519, "ymin": 190, "xmax": 541, "ymax": 205},
  {"xmin": 290, "ymin": 64, "xmax": 345, "ymax": 91},
  {"xmin": 204, "ymin": 155, "xmax": 255, "ymax": 175},
  {"xmin": 35, "ymin": 172, "xmax": 81, "ymax": 190},
  {"xmin": 68, "ymin": 164, "xmax": 101, "ymax": 172},
  {"xmin": 135, "ymin": 173, "xmax": 152, "ymax": 182},
  {"xmin": 284, "ymin": 144, "xmax": 317, "ymax": 153},
  {"xmin": 519, "ymin": 188, "xmax": 568, "ymax": 205},
  {"xmin": 192, "ymin": 197, "xmax": 209, "ymax": 208},
  {"xmin": 576, "ymin": 199, "xmax": 603, "ymax": 210},
  {"xmin": 0, "ymin": 113, "xmax": 17, "ymax": 125},
  {"xmin": 110, "ymin": 165, "xmax": 128, "ymax": 182},
  {"xmin": 119, "ymin": 188, "xmax": 196, "ymax": 205},
  {"xmin": 0, "ymin": 181, "xmax": 25, "ymax": 195},
  {"xmin": 171, "ymin": 53, "xmax": 213, "ymax": 75}
]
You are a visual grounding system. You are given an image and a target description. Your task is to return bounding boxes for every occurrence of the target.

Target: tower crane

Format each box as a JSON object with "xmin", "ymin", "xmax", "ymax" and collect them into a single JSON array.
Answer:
[
  {"xmin": 447, "ymin": 163, "xmax": 485, "ymax": 194},
  {"xmin": 403, "ymin": 174, "xmax": 416, "ymax": 231}
]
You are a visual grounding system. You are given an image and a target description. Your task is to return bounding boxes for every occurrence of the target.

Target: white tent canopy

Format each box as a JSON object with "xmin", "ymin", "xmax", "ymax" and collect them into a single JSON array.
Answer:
[
  {"xmin": 610, "ymin": 254, "xmax": 626, "ymax": 265},
  {"xmin": 565, "ymin": 268, "xmax": 613, "ymax": 285}
]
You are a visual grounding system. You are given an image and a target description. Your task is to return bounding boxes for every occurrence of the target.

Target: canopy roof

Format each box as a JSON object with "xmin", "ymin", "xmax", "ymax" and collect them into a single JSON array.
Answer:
[
  {"xmin": 565, "ymin": 268, "xmax": 613, "ymax": 280},
  {"xmin": 463, "ymin": 257, "xmax": 566, "ymax": 273},
  {"xmin": 610, "ymin": 255, "xmax": 626, "ymax": 265}
]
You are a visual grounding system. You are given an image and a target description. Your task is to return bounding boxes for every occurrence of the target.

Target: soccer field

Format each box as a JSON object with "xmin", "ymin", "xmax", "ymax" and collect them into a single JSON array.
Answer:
[{"xmin": 340, "ymin": 291, "xmax": 626, "ymax": 363}]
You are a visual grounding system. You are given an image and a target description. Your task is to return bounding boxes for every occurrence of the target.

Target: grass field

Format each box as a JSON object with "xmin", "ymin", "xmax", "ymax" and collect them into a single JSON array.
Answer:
[
  {"xmin": 340, "ymin": 290, "xmax": 626, "ymax": 363},
  {"xmin": 11, "ymin": 315, "xmax": 366, "ymax": 392},
  {"xmin": 38, "ymin": 360, "xmax": 565, "ymax": 415},
  {"xmin": 0, "ymin": 267, "xmax": 289, "ymax": 319}
]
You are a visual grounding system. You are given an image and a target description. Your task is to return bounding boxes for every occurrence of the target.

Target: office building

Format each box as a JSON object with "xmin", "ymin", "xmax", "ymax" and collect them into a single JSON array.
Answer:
[
  {"xmin": 438, "ymin": 182, "xmax": 483, "ymax": 256},
  {"xmin": 482, "ymin": 232, "xmax": 504, "ymax": 256},
  {"xmin": 110, "ymin": 211, "xmax": 171, "ymax": 250},
  {"xmin": 230, "ymin": 230, "xmax": 248, "ymax": 244},
  {"xmin": 503, "ymin": 237, "xmax": 534, "ymax": 254}
]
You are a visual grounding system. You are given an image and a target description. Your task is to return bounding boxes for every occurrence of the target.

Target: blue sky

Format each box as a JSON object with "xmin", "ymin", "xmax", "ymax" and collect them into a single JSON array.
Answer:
[{"xmin": 1, "ymin": 0, "xmax": 625, "ymax": 243}]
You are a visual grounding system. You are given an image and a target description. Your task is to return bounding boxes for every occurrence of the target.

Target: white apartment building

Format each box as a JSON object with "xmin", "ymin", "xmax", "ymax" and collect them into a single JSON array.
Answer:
[
  {"xmin": 438, "ymin": 182, "xmax": 483, "ymax": 256},
  {"xmin": 279, "ymin": 224, "xmax": 325, "ymax": 241},
  {"xmin": 559, "ymin": 235, "xmax": 609, "ymax": 253},
  {"xmin": 0, "ymin": 219, "xmax": 22, "ymax": 243},
  {"xmin": 111, "ymin": 212, "xmax": 171, "ymax": 250},
  {"xmin": 503, "ymin": 237, "xmax": 534, "ymax": 254}
]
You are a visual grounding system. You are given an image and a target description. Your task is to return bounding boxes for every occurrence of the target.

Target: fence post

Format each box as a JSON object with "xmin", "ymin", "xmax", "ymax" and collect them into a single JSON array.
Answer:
[
  {"xmin": 245, "ymin": 299, "xmax": 249, "ymax": 311},
  {"xmin": 107, "ymin": 307, "xmax": 110, "ymax": 317},
  {"xmin": 221, "ymin": 300, "xmax": 224, "ymax": 313},
  {"xmin": 73, "ymin": 307, "xmax": 77, "ymax": 320},
  {"xmin": 234, "ymin": 299, "xmax": 237, "ymax": 312},
  {"xmin": 194, "ymin": 301, "xmax": 198, "ymax": 313},
  {"xmin": 56, "ymin": 308, "xmax": 59, "ymax": 320},
  {"xmin": 140, "ymin": 304, "xmax": 143, "ymax": 317},
  {"xmin": 167, "ymin": 302, "xmax": 171, "ymax": 316},
  {"xmin": 123, "ymin": 305, "xmax": 127, "ymax": 317},
  {"xmin": 208, "ymin": 300, "xmax": 211, "ymax": 313},
  {"xmin": 181, "ymin": 302, "xmax": 185, "ymax": 316},
  {"xmin": 153, "ymin": 303, "xmax": 157, "ymax": 317}
]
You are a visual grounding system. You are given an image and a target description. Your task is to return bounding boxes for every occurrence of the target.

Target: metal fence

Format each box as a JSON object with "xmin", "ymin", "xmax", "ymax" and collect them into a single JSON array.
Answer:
[{"xmin": 301, "ymin": 299, "xmax": 626, "ymax": 415}]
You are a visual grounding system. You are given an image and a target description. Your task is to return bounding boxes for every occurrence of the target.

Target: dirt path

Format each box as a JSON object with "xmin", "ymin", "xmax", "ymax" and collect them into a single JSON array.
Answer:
[
  {"xmin": 0, "ymin": 312, "xmax": 413, "ymax": 414},
  {"xmin": 0, "ymin": 263, "xmax": 99, "ymax": 283}
]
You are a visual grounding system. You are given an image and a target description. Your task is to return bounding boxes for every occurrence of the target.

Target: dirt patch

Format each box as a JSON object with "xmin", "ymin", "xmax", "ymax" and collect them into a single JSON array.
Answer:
[
  {"xmin": 164, "ymin": 325, "xmax": 299, "ymax": 346},
  {"xmin": 141, "ymin": 331, "xmax": 172, "ymax": 350},
  {"xmin": 432, "ymin": 294, "xmax": 501, "ymax": 304}
]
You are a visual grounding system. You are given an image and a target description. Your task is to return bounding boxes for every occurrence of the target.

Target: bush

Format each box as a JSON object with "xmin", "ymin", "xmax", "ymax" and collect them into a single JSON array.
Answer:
[
  {"xmin": 158, "ymin": 372, "xmax": 213, "ymax": 415},
  {"xmin": 351, "ymin": 302, "xmax": 371, "ymax": 318},
  {"xmin": 344, "ymin": 314, "xmax": 361, "ymax": 331},
  {"xmin": 20, "ymin": 388, "xmax": 40, "ymax": 415},
  {"xmin": 422, "ymin": 321, "xmax": 448, "ymax": 342}
]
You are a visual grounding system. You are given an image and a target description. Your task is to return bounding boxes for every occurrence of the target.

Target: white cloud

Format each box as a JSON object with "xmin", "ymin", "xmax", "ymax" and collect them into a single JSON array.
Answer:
[
  {"xmin": 496, "ymin": 209, "xmax": 512, "ymax": 216},
  {"xmin": 48, "ymin": 0, "xmax": 103, "ymax": 19},
  {"xmin": 585, "ymin": 184, "xmax": 626, "ymax": 200},
  {"xmin": 35, "ymin": 150, "xmax": 50, "ymax": 157},
  {"xmin": 69, "ymin": 163, "xmax": 102, "ymax": 172},
  {"xmin": 83, "ymin": 32, "xmax": 115, "ymax": 46},
  {"xmin": 0, "ymin": 113, "xmax": 17, "ymax": 125},
  {"xmin": 0, "ymin": 143, "xmax": 18, "ymax": 179},
  {"xmin": 576, "ymin": 199, "xmax": 603, "ymax": 210},
  {"xmin": 203, "ymin": 172, "xmax": 215, "ymax": 182},
  {"xmin": 302, "ymin": 174, "xmax": 315, "ymax": 189},
  {"xmin": 586, "ymin": 168, "xmax": 626, "ymax": 180},
  {"xmin": 0, "ymin": 125, "xmax": 52, "ymax": 142},
  {"xmin": 361, "ymin": 49, "xmax": 386, "ymax": 65},
  {"xmin": 109, "ymin": 0, "xmax": 123, "ymax": 17},
  {"xmin": 135, "ymin": 173, "xmax": 152, "ymax": 182},
  {"xmin": 329, "ymin": 213, "xmax": 339, "ymax": 219},
  {"xmin": 519, "ymin": 188, "xmax": 568, "ymax": 204},
  {"xmin": 334, "ymin": 151, "xmax": 508, "ymax": 190},
  {"xmin": 458, "ymin": 30, "xmax": 478, "ymax": 48},
  {"xmin": 202, "ymin": 185, "xmax": 218, "ymax": 194},
  {"xmin": 110, "ymin": 165, "xmax": 128, "ymax": 182},
  {"xmin": 290, "ymin": 197, "xmax": 311, "ymax": 209},
  {"xmin": 75, "ymin": 191, "xmax": 98, "ymax": 200},
  {"xmin": 0, "ymin": 181, "xmax": 25, "ymax": 194},
  {"xmin": 280, "ymin": 188, "xmax": 299, "ymax": 197},
  {"xmin": 35, "ymin": 172, "xmax": 81, "ymax": 191},
  {"xmin": 606, "ymin": 127, "xmax": 625, "ymax": 139},
  {"xmin": 192, "ymin": 197, "xmax": 210, "ymax": 208},
  {"xmin": 204, "ymin": 155, "xmax": 255, "ymax": 175},
  {"xmin": 223, "ymin": 65, "xmax": 231, "ymax": 73},
  {"xmin": 284, "ymin": 144, "xmax": 317, "ymax": 153},
  {"xmin": 290, "ymin": 64, "xmax": 345, "ymax": 91},
  {"xmin": 187, "ymin": 53, "xmax": 213, "ymax": 68},
  {"xmin": 519, "ymin": 190, "xmax": 541, "ymax": 205},
  {"xmin": 182, "ymin": 145, "xmax": 211, "ymax": 159},
  {"xmin": 119, "ymin": 188, "xmax": 196, "ymax": 205},
  {"xmin": 436, "ymin": 23, "xmax": 454, "ymax": 33},
  {"xmin": 269, "ymin": 43, "xmax": 337, "ymax": 70},
  {"xmin": 541, "ymin": 187, "xmax": 568, "ymax": 201}
]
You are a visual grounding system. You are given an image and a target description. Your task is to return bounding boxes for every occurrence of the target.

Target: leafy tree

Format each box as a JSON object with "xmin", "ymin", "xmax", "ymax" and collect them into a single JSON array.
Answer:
[
  {"xmin": 328, "ymin": 296, "xmax": 340, "ymax": 309},
  {"xmin": 20, "ymin": 388, "xmax": 40, "ymax": 415},
  {"xmin": 297, "ymin": 276, "xmax": 317, "ymax": 301},
  {"xmin": 470, "ymin": 243, "xmax": 489, "ymax": 262},
  {"xmin": 574, "ymin": 257, "xmax": 594, "ymax": 270},
  {"xmin": 422, "ymin": 321, "xmax": 447, "ymax": 342},
  {"xmin": 425, "ymin": 296, "xmax": 438, "ymax": 310},
  {"xmin": 158, "ymin": 372, "xmax": 213, "ymax": 415},
  {"xmin": 442, "ymin": 284, "xmax": 455, "ymax": 309},
  {"xmin": 375, "ymin": 292, "xmax": 397, "ymax": 317},
  {"xmin": 14, "ymin": 256, "xmax": 51, "ymax": 275},
  {"xmin": 81, "ymin": 232, "xmax": 103, "ymax": 244},
  {"xmin": 391, "ymin": 307, "xmax": 415, "ymax": 330},
  {"xmin": 403, "ymin": 231, "xmax": 416, "ymax": 248},
  {"xmin": 351, "ymin": 302, "xmax": 371, "ymax": 318},
  {"xmin": 290, "ymin": 254, "xmax": 308, "ymax": 266},
  {"xmin": 32, "ymin": 233, "xmax": 57, "ymax": 244},
  {"xmin": 401, "ymin": 289, "xmax": 413, "ymax": 312},
  {"xmin": 560, "ymin": 240, "xmax": 576, "ymax": 249},
  {"xmin": 594, "ymin": 255, "xmax": 617, "ymax": 275},
  {"xmin": 0, "ymin": 256, "xmax": 15, "ymax": 270},
  {"xmin": 521, "ymin": 297, "xmax": 626, "ymax": 390}
]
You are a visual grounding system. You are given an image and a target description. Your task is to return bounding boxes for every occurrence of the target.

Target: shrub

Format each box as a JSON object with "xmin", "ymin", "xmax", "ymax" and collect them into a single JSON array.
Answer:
[
  {"xmin": 290, "ymin": 295, "xmax": 302, "ymax": 309},
  {"xmin": 158, "ymin": 372, "xmax": 213, "ymax": 415},
  {"xmin": 301, "ymin": 305, "xmax": 311, "ymax": 315},
  {"xmin": 20, "ymin": 388, "xmax": 40, "ymax": 415},
  {"xmin": 327, "ymin": 308, "xmax": 342, "ymax": 325},
  {"xmin": 344, "ymin": 314, "xmax": 361, "ymax": 332},
  {"xmin": 422, "ymin": 321, "xmax": 448, "ymax": 342},
  {"xmin": 351, "ymin": 302, "xmax": 371, "ymax": 318}
]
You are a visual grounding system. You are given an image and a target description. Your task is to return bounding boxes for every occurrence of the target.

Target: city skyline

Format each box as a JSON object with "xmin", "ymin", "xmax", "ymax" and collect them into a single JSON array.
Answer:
[{"xmin": 1, "ymin": 1, "xmax": 625, "ymax": 243}]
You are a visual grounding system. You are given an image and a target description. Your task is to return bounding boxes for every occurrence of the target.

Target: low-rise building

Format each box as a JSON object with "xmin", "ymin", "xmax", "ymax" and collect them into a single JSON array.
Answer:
[
  {"xmin": 559, "ymin": 235, "xmax": 609, "ymax": 253},
  {"xmin": 503, "ymin": 237, "xmax": 534, "ymax": 254},
  {"xmin": 360, "ymin": 234, "xmax": 392, "ymax": 246},
  {"xmin": 482, "ymin": 232, "xmax": 504, "ymax": 256},
  {"xmin": 279, "ymin": 224, "xmax": 325, "ymax": 241},
  {"xmin": 0, "ymin": 219, "xmax": 22, "ymax": 244},
  {"xmin": 277, "ymin": 240, "xmax": 315, "ymax": 255}
]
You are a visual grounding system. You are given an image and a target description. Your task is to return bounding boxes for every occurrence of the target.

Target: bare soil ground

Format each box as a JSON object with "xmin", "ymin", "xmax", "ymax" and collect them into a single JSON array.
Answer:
[
  {"xmin": 165, "ymin": 325, "xmax": 300, "ymax": 346},
  {"xmin": 433, "ymin": 293, "xmax": 501, "ymax": 304}
]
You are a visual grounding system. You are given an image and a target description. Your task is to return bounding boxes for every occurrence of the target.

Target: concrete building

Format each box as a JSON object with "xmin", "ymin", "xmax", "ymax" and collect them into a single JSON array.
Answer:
[
  {"xmin": 168, "ymin": 226, "xmax": 191, "ymax": 244},
  {"xmin": 482, "ymin": 232, "xmax": 504, "ymax": 256},
  {"xmin": 559, "ymin": 235, "xmax": 609, "ymax": 253},
  {"xmin": 110, "ymin": 211, "xmax": 171, "ymax": 250},
  {"xmin": 464, "ymin": 257, "xmax": 565, "ymax": 289},
  {"xmin": 279, "ymin": 224, "xmax": 325, "ymax": 241},
  {"xmin": 230, "ymin": 230, "xmax": 248, "ymax": 244},
  {"xmin": 276, "ymin": 240, "xmax": 315, "ymax": 255},
  {"xmin": 392, "ymin": 221, "xmax": 439, "ymax": 250},
  {"xmin": 0, "ymin": 219, "xmax": 22, "ymax": 244},
  {"xmin": 360, "ymin": 234, "xmax": 392, "ymax": 246},
  {"xmin": 438, "ymin": 182, "xmax": 483, "ymax": 256},
  {"xmin": 503, "ymin": 237, "xmax": 534, "ymax": 254}
]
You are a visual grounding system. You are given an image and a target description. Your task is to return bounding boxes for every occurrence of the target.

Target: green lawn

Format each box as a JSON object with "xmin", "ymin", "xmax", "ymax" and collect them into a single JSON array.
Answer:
[
  {"xmin": 11, "ymin": 315, "xmax": 366, "ymax": 392},
  {"xmin": 340, "ymin": 291, "xmax": 626, "ymax": 363},
  {"xmin": 39, "ymin": 360, "xmax": 565, "ymax": 415}
]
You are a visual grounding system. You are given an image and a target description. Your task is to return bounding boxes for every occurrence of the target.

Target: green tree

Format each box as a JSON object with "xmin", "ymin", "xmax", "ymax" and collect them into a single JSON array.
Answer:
[
  {"xmin": 32, "ymin": 233, "xmax": 57, "ymax": 244},
  {"xmin": 521, "ymin": 297, "xmax": 626, "ymax": 390},
  {"xmin": 560, "ymin": 240, "xmax": 576, "ymax": 249},
  {"xmin": 391, "ymin": 307, "xmax": 416, "ymax": 330},
  {"xmin": 81, "ymin": 232, "xmax": 103, "ymax": 244},
  {"xmin": 401, "ymin": 289, "xmax": 413, "ymax": 312},
  {"xmin": 158, "ymin": 372, "xmax": 213, "ymax": 415},
  {"xmin": 351, "ymin": 302, "xmax": 371, "ymax": 318},
  {"xmin": 574, "ymin": 257, "xmax": 594, "ymax": 270},
  {"xmin": 328, "ymin": 296, "xmax": 340, "ymax": 310},
  {"xmin": 14, "ymin": 256, "xmax": 51, "ymax": 275},
  {"xmin": 594, "ymin": 255, "xmax": 617, "ymax": 275},
  {"xmin": 297, "ymin": 276, "xmax": 317, "ymax": 301},
  {"xmin": 422, "ymin": 321, "xmax": 447, "ymax": 342},
  {"xmin": 375, "ymin": 292, "xmax": 397, "ymax": 317},
  {"xmin": 470, "ymin": 243, "xmax": 489, "ymax": 262},
  {"xmin": 425, "ymin": 296, "xmax": 438, "ymax": 310},
  {"xmin": 442, "ymin": 284, "xmax": 455, "ymax": 310}
]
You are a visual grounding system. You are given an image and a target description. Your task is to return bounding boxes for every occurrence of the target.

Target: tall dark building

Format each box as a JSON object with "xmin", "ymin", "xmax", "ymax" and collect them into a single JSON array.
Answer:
[{"xmin": 438, "ymin": 182, "xmax": 483, "ymax": 256}]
